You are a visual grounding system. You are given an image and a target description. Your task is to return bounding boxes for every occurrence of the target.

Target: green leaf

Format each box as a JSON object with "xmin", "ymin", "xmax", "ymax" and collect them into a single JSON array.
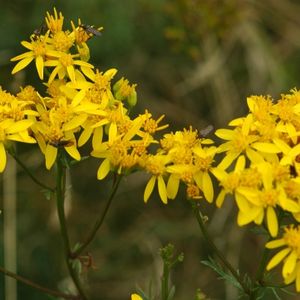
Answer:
[
  {"xmin": 201, "ymin": 257, "xmax": 243, "ymax": 291},
  {"xmin": 167, "ymin": 285, "xmax": 175, "ymax": 300}
]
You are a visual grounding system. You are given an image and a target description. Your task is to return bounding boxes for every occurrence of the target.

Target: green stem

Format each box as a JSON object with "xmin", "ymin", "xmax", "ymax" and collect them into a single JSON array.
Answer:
[
  {"xmin": 72, "ymin": 174, "xmax": 123, "ymax": 258},
  {"xmin": 0, "ymin": 265, "xmax": 79, "ymax": 299},
  {"xmin": 190, "ymin": 201, "xmax": 252, "ymax": 297},
  {"xmin": 9, "ymin": 151, "xmax": 54, "ymax": 192},
  {"xmin": 255, "ymin": 245, "xmax": 270, "ymax": 284},
  {"xmin": 56, "ymin": 156, "xmax": 88, "ymax": 300},
  {"xmin": 161, "ymin": 263, "xmax": 169, "ymax": 300}
]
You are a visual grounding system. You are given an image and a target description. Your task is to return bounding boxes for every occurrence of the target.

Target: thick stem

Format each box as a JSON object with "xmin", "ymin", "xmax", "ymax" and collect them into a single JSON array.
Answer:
[
  {"xmin": 0, "ymin": 266, "xmax": 79, "ymax": 300},
  {"xmin": 56, "ymin": 157, "xmax": 88, "ymax": 300},
  {"xmin": 72, "ymin": 174, "xmax": 122, "ymax": 258},
  {"xmin": 190, "ymin": 201, "xmax": 252, "ymax": 297}
]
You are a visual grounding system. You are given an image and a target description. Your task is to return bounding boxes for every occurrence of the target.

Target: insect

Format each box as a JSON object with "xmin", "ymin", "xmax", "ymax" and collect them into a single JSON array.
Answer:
[
  {"xmin": 49, "ymin": 140, "xmax": 73, "ymax": 148},
  {"xmin": 79, "ymin": 24, "xmax": 102, "ymax": 37},
  {"xmin": 32, "ymin": 23, "xmax": 48, "ymax": 40},
  {"xmin": 200, "ymin": 124, "xmax": 214, "ymax": 137}
]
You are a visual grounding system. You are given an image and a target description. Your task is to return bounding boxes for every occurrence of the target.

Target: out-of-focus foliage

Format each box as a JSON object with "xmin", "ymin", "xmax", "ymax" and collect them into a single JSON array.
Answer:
[{"xmin": 1, "ymin": 1, "xmax": 300, "ymax": 299}]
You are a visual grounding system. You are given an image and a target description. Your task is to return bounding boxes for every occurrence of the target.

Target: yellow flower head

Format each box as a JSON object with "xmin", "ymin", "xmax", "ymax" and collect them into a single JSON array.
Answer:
[
  {"xmin": 266, "ymin": 225, "xmax": 300, "ymax": 291},
  {"xmin": 45, "ymin": 8, "xmax": 64, "ymax": 34}
]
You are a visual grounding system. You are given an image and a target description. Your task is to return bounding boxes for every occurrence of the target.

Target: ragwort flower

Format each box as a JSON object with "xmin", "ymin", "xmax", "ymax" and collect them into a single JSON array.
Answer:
[{"xmin": 266, "ymin": 225, "xmax": 300, "ymax": 291}]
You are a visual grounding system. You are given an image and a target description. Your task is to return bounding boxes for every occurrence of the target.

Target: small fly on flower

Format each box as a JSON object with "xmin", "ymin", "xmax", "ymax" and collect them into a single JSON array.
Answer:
[
  {"xmin": 50, "ymin": 140, "xmax": 73, "ymax": 148},
  {"xmin": 79, "ymin": 24, "xmax": 102, "ymax": 37},
  {"xmin": 32, "ymin": 23, "xmax": 48, "ymax": 40}
]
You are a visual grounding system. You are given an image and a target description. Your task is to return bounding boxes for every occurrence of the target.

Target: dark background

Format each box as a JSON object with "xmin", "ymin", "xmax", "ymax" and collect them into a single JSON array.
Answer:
[{"xmin": 1, "ymin": 0, "xmax": 300, "ymax": 299}]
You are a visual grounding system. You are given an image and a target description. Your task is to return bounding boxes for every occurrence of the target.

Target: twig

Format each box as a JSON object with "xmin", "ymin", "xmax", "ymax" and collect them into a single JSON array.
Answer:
[
  {"xmin": 0, "ymin": 266, "xmax": 79, "ymax": 299},
  {"xmin": 72, "ymin": 174, "xmax": 123, "ymax": 258}
]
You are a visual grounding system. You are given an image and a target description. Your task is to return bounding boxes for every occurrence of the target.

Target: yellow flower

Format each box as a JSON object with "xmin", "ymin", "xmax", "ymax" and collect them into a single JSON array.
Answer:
[
  {"xmin": 237, "ymin": 162, "xmax": 300, "ymax": 237},
  {"xmin": 142, "ymin": 154, "xmax": 171, "ymax": 204},
  {"xmin": 11, "ymin": 33, "xmax": 56, "ymax": 80},
  {"xmin": 44, "ymin": 52, "xmax": 94, "ymax": 83},
  {"xmin": 0, "ymin": 119, "xmax": 36, "ymax": 172},
  {"xmin": 215, "ymin": 114, "xmax": 260, "ymax": 170},
  {"xmin": 131, "ymin": 294, "xmax": 143, "ymax": 300},
  {"xmin": 266, "ymin": 225, "xmax": 300, "ymax": 291},
  {"xmin": 45, "ymin": 8, "xmax": 64, "ymax": 34},
  {"xmin": 33, "ymin": 95, "xmax": 96, "ymax": 169},
  {"xmin": 91, "ymin": 115, "xmax": 146, "ymax": 179}
]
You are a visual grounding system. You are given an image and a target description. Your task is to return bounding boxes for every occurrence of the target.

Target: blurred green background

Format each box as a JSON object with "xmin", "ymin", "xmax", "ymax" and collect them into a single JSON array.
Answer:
[{"xmin": 1, "ymin": 0, "xmax": 300, "ymax": 299}]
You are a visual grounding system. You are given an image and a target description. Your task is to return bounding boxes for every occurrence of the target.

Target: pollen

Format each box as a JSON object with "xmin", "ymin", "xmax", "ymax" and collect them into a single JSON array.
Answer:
[
  {"xmin": 194, "ymin": 155, "xmax": 213, "ymax": 171},
  {"xmin": 52, "ymin": 31, "xmax": 74, "ymax": 52},
  {"xmin": 33, "ymin": 40, "xmax": 47, "ymax": 57},
  {"xmin": 17, "ymin": 85, "xmax": 40, "ymax": 104},
  {"xmin": 93, "ymin": 72, "xmax": 111, "ymax": 90},
  {"xmin": 181, "ymin": 171, "xmax": 193, "ymax": 183},
  {"xmin": 283, "ymin": 226, "xmax": 300, "ymax": 256},
  {"xmin": 0, "ymin": 88, "xmax": 17, "ymax": 105},
  {"xmin": 186, "ymin": 184, "xmax": 201, "ymax": 199},
  {"xmin": 109, "ymin": 140, "xmax": 128, "ymax": 165},
  {"xmin": 260, "ymin": 189, "xmax": 278, "ymax": 207},
  {"xmin": 46, "ymin": 126, "xmax": 64, "ymax": 144},
  {"xmin": 45, "ymin": 8, "xmax": 64, "ymax": 34},
  {"xmin": 239, "ymin": 168, "xmax": 261, "ymax": 188},
  {"xmin": 232, "ymin": 130, "xmax": 252, "ymax": 152},
  {"xmin": 59, "ymin": 53, "xmax": 74, "ymax": 67},
  {"xmin": 144, "ymin": 155, "xmax": 165, "ymax": 176},
  {"xmin": 221, "ymin": 173, "xmax": 240, "ymax": 193}
]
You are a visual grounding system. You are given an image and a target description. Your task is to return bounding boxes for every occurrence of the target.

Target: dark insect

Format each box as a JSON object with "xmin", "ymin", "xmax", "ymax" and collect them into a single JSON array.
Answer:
[
  {"xmin": 79, "ymin": 24, "xmax": 102, "ymax": 37},
  {"xmin": 50, "ymin": 140, "xmax": 73, "ymax": 148},
  {"xmin": 200, "ymin": 125, "xmax": 214, "ymax": 137},
  {"xmin": 32, "ymin": 23, "xmax": 48, "ymax": 40},
  {"xmin": 290, "ymin": 165, "xmax": 298, "ymax": 177}
]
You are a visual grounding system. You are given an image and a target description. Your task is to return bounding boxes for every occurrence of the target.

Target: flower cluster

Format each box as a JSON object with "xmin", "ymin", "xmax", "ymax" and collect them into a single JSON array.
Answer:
[
  {"xmin": 5, "ymin": 7, "xmax": 300, "ymax": 294},
  {"xmin": 214, "ymin": 91, "xmax": 300, "ymax": 290}
]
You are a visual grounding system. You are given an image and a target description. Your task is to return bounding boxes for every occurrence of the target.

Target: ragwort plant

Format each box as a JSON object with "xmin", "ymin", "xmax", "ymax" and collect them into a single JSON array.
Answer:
[{"xmin": 2, "ymin": 8, "xmax": 300, "ymax": 300}]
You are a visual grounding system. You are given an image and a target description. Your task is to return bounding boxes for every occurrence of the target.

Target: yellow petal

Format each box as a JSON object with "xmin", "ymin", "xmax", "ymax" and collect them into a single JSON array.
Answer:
[
  {"xmin": 35, "ymin": 56, "xmax": 44, "ymax": 80},
  {"xmin": 144, "ymin": 176, "xmax": 156, "ymax": 203},
  {"xmin": 251, "ymin": 142, "xmax": 281, "ymax": 153},
  {"xmin": 78, "ymin": 127, "xmax": 93, "ymax": 147},
  {"xmin": 266, "ymin": 248, "xmax": 291, "ymax": 271},
  {"xmin": 202, "ymin": 172, "xmax": 214, "ymax": 203},
  {"xmin": 215, "ymin": 129, "xmax": 235, "ymax": 140},
  {"xmin": 157, "ymin": 175, "xmax": 168, "ymax": 204},
  {"xmin": 265, "ymin": 238, "xmax": 285, "ymax": 249},
  {"xmin": 0, "ymin": 143, "xmax": 7, "ymax": 172},
  {"xmin": 64, "ymin": 145, "xmax": 80, "ymax": 161},
  {"xmin": 131, "ymin": 294, "xmax": 143, "ymax": 300},
  {"xmin": 97, "ymin": 158, "xmax": 110, "ymax": 180},
  {"xmin": 11, "ymin": 57, "xmax": 34, "ymax": 74},
  {"xmin": 67, "ymin": 65, "xmax": 76, "ymax": 82},
  {"xmin": 283, "ymin": 251, "xmax": 297, "ymax": 278},
  {"xmin": 45, "ymin": 144, "xmax": 58, "ymax": 170},
  {"xmin": 167, "ymin": 173, "xmax": 180, "ymax": 200},
  {"xmin": 20, "ymin": 41, "xmax": 34, "ymax": 50},
  {"xmin": 296, "ymin": 265, "xmax": 300, "ymax": 291},
  {"xmin": 267, "ymin": 206, "xmax": 278, "ymax": 237},
  {"xmin": 108, "ymin": 122, "xmax": 117, "ymax": 142},
  {"xmin": 235, "ymin": 155, "xmax": 245, "ymax": 172},
  {"xmin": 217, "ymin": 152, "xmax": 239, "ymax": 170},
  {"xmin": 246, "ymin": 148, "xmax": 264, "ymax": 164},
  {"xmin": 235, "ymin": 192, "xmax": 250, "ymax": 213},
  {"xmin": 6, "ymin": 119, "xmax": 34, "ymax": 134},
  {"xmin": 92, "ymin": 127, "xmax": 104, "ymax": 150},
  {"xmin": 216, "ymin": 189, "xmax": 226, "ymax": 208},
  {"xmin": 63, "ymin": 114, "xmax": 87, "ymax": 131}
]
